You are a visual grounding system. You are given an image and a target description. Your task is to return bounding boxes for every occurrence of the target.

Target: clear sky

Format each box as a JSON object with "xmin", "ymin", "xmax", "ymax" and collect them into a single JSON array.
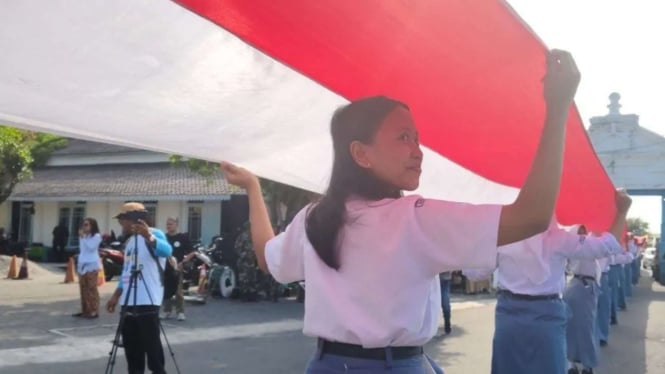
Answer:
[{"xmin": 508, "ymin": 0, "xmax": 664, "ymax": 233}]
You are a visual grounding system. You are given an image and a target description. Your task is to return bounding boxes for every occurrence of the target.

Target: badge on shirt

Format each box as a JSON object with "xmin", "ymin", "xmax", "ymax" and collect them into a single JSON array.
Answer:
[
  {"xmin": 415, "ymin": 198, "xmax": 425, "ymax": 208},
  {"xmin": 174, "ymin": 241, "xmax": 181, "ymax": 248}
]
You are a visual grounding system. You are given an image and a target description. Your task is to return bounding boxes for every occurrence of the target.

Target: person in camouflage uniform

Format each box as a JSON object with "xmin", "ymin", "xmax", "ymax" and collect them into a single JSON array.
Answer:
[{"xmin": 234, "ymin": 222, "xmax": 260, "ymax": 302}]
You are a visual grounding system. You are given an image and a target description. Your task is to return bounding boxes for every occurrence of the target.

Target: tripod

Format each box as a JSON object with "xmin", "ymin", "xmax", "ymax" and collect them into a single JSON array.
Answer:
[{"xmin": 105, "ymin": 235, "xmax": 181, "ymax": 374}]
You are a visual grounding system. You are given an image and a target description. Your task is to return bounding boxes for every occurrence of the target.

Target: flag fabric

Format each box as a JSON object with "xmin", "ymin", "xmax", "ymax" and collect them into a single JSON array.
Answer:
[{"xmin": 0, "ymin": 0, "xmax": 615, "ymax": 230}]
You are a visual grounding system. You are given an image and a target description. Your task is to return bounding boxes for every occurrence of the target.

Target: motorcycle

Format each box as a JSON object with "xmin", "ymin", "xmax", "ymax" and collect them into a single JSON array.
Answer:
[
  {"xmin": 99, "ymin": 241, "xmax": 124, "ymax": 281},
  {"xmin": 182, "ymin": 237, "xmax": 237, "ymax": 304}
]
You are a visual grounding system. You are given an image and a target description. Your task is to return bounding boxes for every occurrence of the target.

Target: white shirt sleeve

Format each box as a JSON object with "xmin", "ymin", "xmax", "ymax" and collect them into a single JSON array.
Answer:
[
  {"xmin": 612, "ymin": 252, "xmax": 635, "ymax": 265},
  {"xmin": 463, "ymin": 267, "xmax": 495, "ymax": 281},
  {"xmin": 264, "ymin": 207, "xmax": 308, "ymax": 284},
  {"xmin": 407, "ymin": 197, "xmax": 502, "ymax": 275},
  {"xmin": 549, "ymin": 230, "xmax": 622, "ymax": 260},
  {"xmin": 80, "ymin": 233, "xmax": 102, "ymax": 254}
]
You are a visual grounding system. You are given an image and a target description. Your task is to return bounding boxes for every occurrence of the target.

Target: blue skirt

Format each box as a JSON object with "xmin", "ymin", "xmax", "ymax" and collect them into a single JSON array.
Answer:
[
  {"xmin": 623, "ymin": 263, "xmax": 633, "ymax": 297},
  {"xmin": 564, "ymin": 278, "xmax": 600, "ymax": 368},
  {"xmin": 632, "ymin": 258, "xmax": 641, "ymax": 284},
  {"xmin": 609, "ymin": 265, "xmax": 622, "ymax": 319},
  {"xmin": 491, "ymin": 293, "xmax": 568, "ymax": 374},
  {"xmin": 596, "ymin": 272, "xmax": 611, "ymax": 342},
  {"xmin": 617, "ymin": 265, "xmax": 627, "ymax": 308}
]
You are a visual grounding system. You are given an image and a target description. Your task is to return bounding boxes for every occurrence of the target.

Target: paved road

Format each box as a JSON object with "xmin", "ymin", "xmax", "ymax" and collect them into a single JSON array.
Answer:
[{"xmin": 0, "ymin": 266, "xmax": 663, "ymax": 373}]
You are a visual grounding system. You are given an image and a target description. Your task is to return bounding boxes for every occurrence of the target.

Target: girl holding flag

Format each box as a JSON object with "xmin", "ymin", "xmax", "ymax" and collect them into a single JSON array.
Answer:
[{"xmin": 221, "ymin": 49, "xmax": 580, "ymax": 373}]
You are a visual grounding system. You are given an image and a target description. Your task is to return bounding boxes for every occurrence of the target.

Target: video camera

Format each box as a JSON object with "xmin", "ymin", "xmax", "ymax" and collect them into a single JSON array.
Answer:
[{"xmin": 118, "ymin": 209, "xmax": 149, "ymax": 223}]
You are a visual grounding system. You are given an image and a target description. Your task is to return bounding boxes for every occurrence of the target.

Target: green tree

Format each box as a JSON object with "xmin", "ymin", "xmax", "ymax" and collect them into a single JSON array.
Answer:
[
  {"xmin": 0, "ymin": 126, "xmax": 67, "ymax": 204},
  {"xmin": 627, "ymin": 217, "xmax": 650, "ymax": 236}
]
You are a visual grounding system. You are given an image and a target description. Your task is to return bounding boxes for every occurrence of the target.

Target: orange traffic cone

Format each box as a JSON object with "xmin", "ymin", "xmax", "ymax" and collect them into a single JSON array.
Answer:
[
  {"xmin": 97, "ymin": 259, "xmax": 106, "ymax": 287},
  {"xmin": 5, "ymin": 255, "xmax": 18, "ymax": 279},
  {"xmin": 15, "ymin": 252, "xmax": 29, "ymax": 280},
  {"xmin": 63, "ymin": 257, "xmax": 77, "ymax": 283}
]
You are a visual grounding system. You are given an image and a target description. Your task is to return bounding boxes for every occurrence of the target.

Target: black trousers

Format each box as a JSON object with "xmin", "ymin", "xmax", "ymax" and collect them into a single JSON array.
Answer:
[
  {"xmin": 52, "ymin": 242, "xmax": 67, "ymax": 262},
  {"xmin": 121, "ymin": 305, "xmax": 166, "ymax": 374}
]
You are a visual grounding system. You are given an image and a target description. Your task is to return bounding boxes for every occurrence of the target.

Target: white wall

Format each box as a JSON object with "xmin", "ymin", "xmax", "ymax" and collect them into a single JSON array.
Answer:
[
  {"xmin": 33, "ymin": 201, "xmax": 58, "ymax": 245},
  {"xmin": 156, "ymin": 201, "xmax": 182, "ymax": 231},
  {"xmin": 107, "ymin": 201, "xmax": 124, "ymax": 236},
  {"xmin": 202, "ymin": 201, "xmax": 221, "ymax": 245},
  {"xmin": 86, "ymin": 201, "xmax": 110, "ymax": 234}
]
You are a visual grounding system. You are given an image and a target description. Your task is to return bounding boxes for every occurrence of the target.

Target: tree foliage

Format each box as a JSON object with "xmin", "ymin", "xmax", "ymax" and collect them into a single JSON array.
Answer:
[
  {"xmin": 0, "ymin": 127, "xmax": 67, "ymax": 204},
  {"xmin": 627, "ymin": 217, "xmax": 651, "ymax": 236}
]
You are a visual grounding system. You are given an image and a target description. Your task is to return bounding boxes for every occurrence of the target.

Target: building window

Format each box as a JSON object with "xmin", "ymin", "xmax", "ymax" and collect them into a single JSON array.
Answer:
[
  {"xmin": 188, "ymin": 205, "xmax": 202, "ymax": 243},
  {"xmin": 58, "ymin": 204, "xmax": 86, "ymax": 247},
  {"xmin": 18, "ymin": 203, "xmax": 34, "ymax": 244},
  {"xmin": 144, "ymin": 204, "xmax": 157, "ymax": 225}
]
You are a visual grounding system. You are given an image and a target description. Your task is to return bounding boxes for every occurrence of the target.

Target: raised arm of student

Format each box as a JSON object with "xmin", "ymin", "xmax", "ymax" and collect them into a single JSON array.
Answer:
[
  {"xmin": 220, "ymin": 162, "xmax": 273, "ymax": 272},
  {"xmin": 497, "ymin": 50, "xmax": 580, "ymax": 246}
]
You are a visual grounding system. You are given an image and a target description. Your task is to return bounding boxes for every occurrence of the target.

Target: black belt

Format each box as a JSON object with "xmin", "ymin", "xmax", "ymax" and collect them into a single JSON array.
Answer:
[
  {"xmin": 318, "ymin": 339, "xmax": 423, "ymax": 360},
  {"xmin": 574, "ymin": 274, "xmax": 596, "ymax": 286},
  {"xmin": 574, "ymin": 274, "xmax": 595, "ymax": 283},
  {"xmin": 498, "ymin": 289, "xmax": 560, "ymax": 301}
]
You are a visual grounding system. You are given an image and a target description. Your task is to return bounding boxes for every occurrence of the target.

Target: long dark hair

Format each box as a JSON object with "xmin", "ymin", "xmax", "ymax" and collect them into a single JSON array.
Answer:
[
  {"xmin": 83, "ymin": 218, "xmax": 100, "ymax": 236},
  {"xmin": 306, "ymin": 96, "xmax": 409, "ymax": 270}
]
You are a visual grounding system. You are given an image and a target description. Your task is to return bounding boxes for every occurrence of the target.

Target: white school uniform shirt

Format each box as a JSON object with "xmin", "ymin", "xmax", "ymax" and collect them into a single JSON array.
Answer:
[
  {"xmin": 465, "ymin": 224, "xmax": 623, "ymax": 296},
  {"xmin": 567, "ymin": 257, "xmax": 602, "ymax": 284},
  {"xmin": 598, "ymin": 256, "xmax": 611, "ymax": 273},
  {"xmin": 606, "ymin": 251, "xmax": 635, "ymax": 267},
  {"xmin": 265, "ymin": 195, "xmax": 502, "ymax": 348},
  {"xmin": 567, "ymin": 226, "xmax": 601, "ymax": 283}
]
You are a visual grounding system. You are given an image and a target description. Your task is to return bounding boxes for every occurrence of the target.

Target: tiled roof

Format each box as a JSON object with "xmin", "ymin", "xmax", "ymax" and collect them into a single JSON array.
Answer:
[
  {"xmin": 10, "ymin": 163, "xmax": 243, "ymax": 201},
  {"xmin": 52, "ymin": 139, "xmax": 147, "ymax": 155}
]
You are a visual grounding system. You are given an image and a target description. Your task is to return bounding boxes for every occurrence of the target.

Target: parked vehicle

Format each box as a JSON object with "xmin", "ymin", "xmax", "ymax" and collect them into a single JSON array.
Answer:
[
  {"xmin": 183, "ymin": 236, "xmax": 237, "ymax": 304},
  {"xmin": 643, "ymin": 247, "xmax": 657, "ymax": 270},
  {"xmin": 99, "ymin": 243, "xmax": 124, "ymax": 281}
]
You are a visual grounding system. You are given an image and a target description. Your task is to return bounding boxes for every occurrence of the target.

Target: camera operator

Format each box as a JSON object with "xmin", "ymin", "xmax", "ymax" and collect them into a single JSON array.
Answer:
[{"xmin": 105, "ymin": 203, "xmax": 172, "ymax": 374}]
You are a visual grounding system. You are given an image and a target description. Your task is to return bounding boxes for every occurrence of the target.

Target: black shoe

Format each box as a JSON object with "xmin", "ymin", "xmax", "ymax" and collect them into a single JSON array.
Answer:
[
  {"xmin": 568, "ymin": 368, "xmax": 580, "ymax": 374},
  {"xmin": 581, "ymin": 369, "xmax": 594, "ymax": 374},
  {"xmin": 444, "ymin": 323, "xmax": 452, "ymax": 335},
  {"xmin": 600, "ymin": 340, "xmax": 608, "ymax": 347},
  {"xmin": 610, "ymin": 318, "xmax": 618, "ymax": 325}
]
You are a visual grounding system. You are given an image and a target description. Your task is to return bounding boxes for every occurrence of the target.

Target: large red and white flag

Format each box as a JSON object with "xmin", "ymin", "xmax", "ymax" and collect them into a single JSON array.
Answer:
[{"xmin": 0, "ymin": 0, "xmax": 615, "ymax": 230}]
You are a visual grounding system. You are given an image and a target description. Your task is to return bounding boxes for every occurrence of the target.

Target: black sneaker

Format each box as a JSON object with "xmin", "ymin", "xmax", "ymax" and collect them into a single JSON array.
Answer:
[
  {"xmin": 444, "ymin": 324, "xmax": 452, "ymax": 335},
  {"xmin": 581, "ymin": 369, "xmax": 594, "ymax": 374},
  {"xmin": 600, "ymin": 340, "xmax": 608, "ymax": 347},
  {"xmin": 568, "ymin": 368, "xmax": 580, "ymax": 374}
]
